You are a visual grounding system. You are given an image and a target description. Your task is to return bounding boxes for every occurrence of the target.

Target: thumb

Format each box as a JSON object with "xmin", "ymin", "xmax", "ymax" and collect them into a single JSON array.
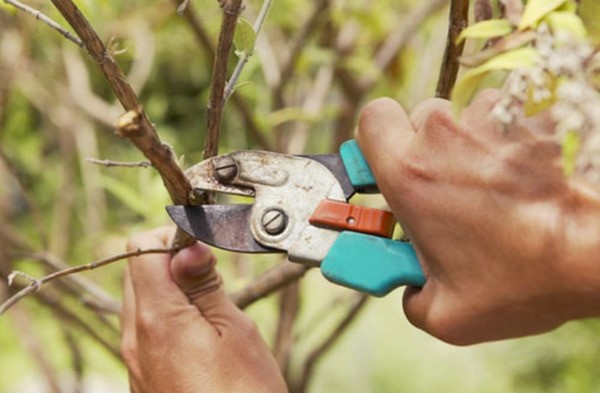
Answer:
[{"xmin": 170, "ymin": 243, "xmax": 240, "ymax": 324}]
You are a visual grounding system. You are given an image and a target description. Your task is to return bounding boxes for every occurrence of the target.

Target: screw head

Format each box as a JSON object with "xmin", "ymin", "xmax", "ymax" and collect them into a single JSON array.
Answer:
[
  {"xmin": 213, "ymin": 156, "xmax": 238, "ymax": 183},
  {"xmin": 261, "ymin": 209, "xmax": 287, "ymax": 235}
]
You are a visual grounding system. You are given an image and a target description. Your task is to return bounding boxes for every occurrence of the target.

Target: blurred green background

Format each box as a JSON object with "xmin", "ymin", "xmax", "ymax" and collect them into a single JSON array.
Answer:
[{"xmin": 1, "ymin": 0, "xmax": 600, "ymax": 392}]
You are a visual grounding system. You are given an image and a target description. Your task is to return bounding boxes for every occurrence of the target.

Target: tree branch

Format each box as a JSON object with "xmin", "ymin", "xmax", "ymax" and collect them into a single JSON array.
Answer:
[
  {"xmin": 3, "ymin": 0, "xmax": 83, "ymax": 48},
  {"xmin": 1, "ymin": 247, "xmax": 176, "ymax": 315},
  {"xmin": 273, "ymin": 281, "xmax": 300, "ymax": 377},
  {"xmin": 177, "ymin": 1, "xmax": 272, "ymax": 150},
  {"xmin": 48, "ymin": 0, "xmax": 197, "ymax": 214},
  {"xmin": 436, "ymin": 0, "xmax": 470, "ymax": 98},
  {"xmin": 291, "ymin": 294, "xmax": 368, "ymax": 393},
  {"xmin": 204, "ymin": 0, "xmax": 244, "ymax": 159},
  {"xmin": 231, "ymin": 261, "xmax": 310, "ymax": 309},
  {"xmin": 224, "ymin": 0, "xmax": 273, "ymax": 101}
]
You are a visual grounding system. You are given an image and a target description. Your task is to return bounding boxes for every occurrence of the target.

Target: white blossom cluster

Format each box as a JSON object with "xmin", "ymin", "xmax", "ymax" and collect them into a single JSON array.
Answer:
[{"xmin": 492, "ymin": 24, "xmax": 600, "ymax": 181}]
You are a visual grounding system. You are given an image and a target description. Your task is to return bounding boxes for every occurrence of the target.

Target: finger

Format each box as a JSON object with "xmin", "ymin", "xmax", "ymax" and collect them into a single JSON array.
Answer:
[
  {"xmin": 127, "ymin": 230, "xmax": 190, "ymax": 315},
  {"xmin": 170, "ymin": 242, "xmax": 243, "ymax": 329},
  {"xmin": 356, "ymin": 97, "xmax": 415, "ymax": 184},
  {"xmin": 410, "ymin": 98, "xmax": 453, "ymax": 132},
  {"xmin": 120, "ymin": 266, "xmax": 137, "ymax": 344},
  {"xmin": 402, "ymin": 284, "xmax": 435, "ymax": 333}
]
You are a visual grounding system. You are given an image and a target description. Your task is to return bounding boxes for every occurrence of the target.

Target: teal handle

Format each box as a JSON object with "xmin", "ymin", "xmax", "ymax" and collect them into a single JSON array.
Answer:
[
  {"xmin": 321, "ymin": 232, "xmax": 425, "ymax": 297},
  {"xmin": 339, "ymin": 140, "xmax": 378, "ymax": 193}
]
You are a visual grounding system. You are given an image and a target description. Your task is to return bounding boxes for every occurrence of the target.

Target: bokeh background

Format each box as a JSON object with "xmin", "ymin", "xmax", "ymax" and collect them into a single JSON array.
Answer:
[{"xmin": 2, "ymin": 0, "xmax": 600, "ymax": 392}]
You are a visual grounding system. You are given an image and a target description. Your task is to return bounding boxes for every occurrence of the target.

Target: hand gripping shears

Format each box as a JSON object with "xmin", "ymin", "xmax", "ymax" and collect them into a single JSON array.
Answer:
[{"xmin": 167, "ymin": 140, "xmax": 425, "ymax": 297}]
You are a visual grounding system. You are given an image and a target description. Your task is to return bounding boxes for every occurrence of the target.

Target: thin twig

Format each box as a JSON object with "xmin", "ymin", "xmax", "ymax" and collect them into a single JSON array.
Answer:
[
  {"xmin": 0, "ymin": 247, "xmax": 176, "ymax": 315},
  {"xmin": 86, "ymin": 157, "xmax": 152, "ymax": 168},
  {"xmin": 224, "ymin": 0, "xmax": 273, "ymax": 101},
  {"xmin": 436, "ymin": 0, "xmax": 470, "ymax": 98},
  {"xmin": 176, "ymin": 0, "xmax": 272, "ymax": 150},
  {"xmin": 231, "ymin": 262, "xmax": 310, "ymax": 309},
  {"xmin": 291, "ymin": 294, "xmax": 369, "ymax": 393},
  {"xmin": 3, "ymin": 0, "xmax": 83, "ymax": 47},
  {"xmin": 33, "ymin": 252, "xmax": 122, "ymax": 315},
  {"xmin": 204, "ymin": 0, "xmax": 244, "ymax": 159},
  {"xmin": 49, "ymin": 0, "xmax": 197, "ymax": 211}
]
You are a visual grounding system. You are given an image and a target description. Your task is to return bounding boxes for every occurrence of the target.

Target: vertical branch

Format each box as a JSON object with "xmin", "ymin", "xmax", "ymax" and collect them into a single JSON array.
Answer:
[
  {"xmin": 291, "ymin": 295, "xmax": 369, "ymax": 393},
  {"xmin": 273, "ymin": 281, "xmax": 300, "ymax": 377},
  {"xmin": 224, "ymin": 0, "xmax": 273, "ymax": 100},
  {"xmin": 204, "ymin": 0, "xmax": 244, "ymax": 159},
  {"xmin": 176, "ymin": 1, "xmax": 272, "ymax": 150},
  {"xmin": 436, "ymin": 0, "xmax": 470, "ymax": 98}
]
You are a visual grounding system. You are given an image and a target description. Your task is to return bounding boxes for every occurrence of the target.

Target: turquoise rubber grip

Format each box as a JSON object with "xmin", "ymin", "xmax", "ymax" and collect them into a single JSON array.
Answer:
[
  {"xmin": 339, "ymin": 140, "xmax": 378, "ymax": 193},
  {"xmin": 321, "ymin": 232, "xmax": 425, "ymax": 297}
]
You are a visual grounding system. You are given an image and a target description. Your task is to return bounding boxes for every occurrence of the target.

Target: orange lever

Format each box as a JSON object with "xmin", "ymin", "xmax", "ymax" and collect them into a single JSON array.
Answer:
[{"xmin": 309, "ymin": 199, "xmax": 396, "ymax": 238}]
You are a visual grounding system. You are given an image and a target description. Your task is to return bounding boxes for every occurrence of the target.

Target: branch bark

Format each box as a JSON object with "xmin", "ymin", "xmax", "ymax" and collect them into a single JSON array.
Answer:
[
  {"xmin": 291, "ymin": 294, "xmax": 368, "ymax": 393},
  {"xmin": 0, "ymin": 248, "xmax": 176, "ymax": 315},
  {"xmin": 49, "ymin": 0, "xmax": 198, "ymax": 217},
  {"xmin": 231, "ymin": 262, "xmax": 310, "ymax": 309},
  {"xmin": 436, "ymin": 0, "xmax": 470, "ymax": 98},
  {"xmin": 204, "ymin": 0, "xmax": 244, "ymax": 159},
  {"xmin": 177, "ymin": 1, "xmax": 272, "ymax": 150}
]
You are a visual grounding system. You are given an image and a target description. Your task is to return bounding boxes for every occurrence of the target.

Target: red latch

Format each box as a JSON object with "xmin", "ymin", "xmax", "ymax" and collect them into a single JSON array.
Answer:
[{"xmin": 309, "ymin": 199, "xmax": 396, "ymax": 238}]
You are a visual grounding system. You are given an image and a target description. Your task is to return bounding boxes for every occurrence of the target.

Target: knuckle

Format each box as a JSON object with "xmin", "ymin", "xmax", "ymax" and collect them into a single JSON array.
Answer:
[
  {"xmin": 135, "ymin": 309, "xmax": 167, "ymax": 340},
  {"xmin": 358, "ymin": 97, "xmax": 398, "ymax": 129},
  {"xmin": 238, "ymin": 313, "xmax": 261, "ymax": 339}
]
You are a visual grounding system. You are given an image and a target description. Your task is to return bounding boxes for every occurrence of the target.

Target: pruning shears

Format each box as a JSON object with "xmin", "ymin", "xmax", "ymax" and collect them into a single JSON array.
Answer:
[{"xmin": 167, "ymin": 140, "xmax": 425, "ymax": 297}]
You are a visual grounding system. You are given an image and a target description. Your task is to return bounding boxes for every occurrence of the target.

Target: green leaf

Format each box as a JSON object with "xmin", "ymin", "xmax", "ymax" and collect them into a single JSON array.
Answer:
[
  {"xmin": 518, "ymin": 0, "xmax": 568, "ymax": 30},
  {"xmin": 233, "ymin": 18, "xmax": 256, "ymax": 57},
  {"xmin": 452, "ymin": 47, "xmax": 540, "ymax": 115},
  {"xmin": 579, "ymin": 0, "xmax": 600, "ymax": 44},
  {"xmin": 562, "ymin": 131, "xmax": 580, "ymax": 176},
  {"xmin": 546, "ymin": 11, "xmax": 587, "ymax": 39},
  {"xmin": 456, "ymin": 19, "xmax": 514, "ymax": 44}
]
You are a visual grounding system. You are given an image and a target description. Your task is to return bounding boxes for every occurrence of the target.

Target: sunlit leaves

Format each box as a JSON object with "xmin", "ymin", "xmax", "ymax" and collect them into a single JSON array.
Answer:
[
  {"xmin": 518, "ymin": 0, "xmax": 568, "ymax": 30},
  {"xmin": 452, "ymin": 47, "xmax": 539, "ymax": 114},
  {"xmin": 456, "ymin": 19, "xmax": 514, "ymax": 44},
  {"xmin": 546, "ymin": 11, "xmax": 587, "ymax": 39},
  {"xmin": 579, "ymin": 0, "xmax": 600, "ymax": 44}
]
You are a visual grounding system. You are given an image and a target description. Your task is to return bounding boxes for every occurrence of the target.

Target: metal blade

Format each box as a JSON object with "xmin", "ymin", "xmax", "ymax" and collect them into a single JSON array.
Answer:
[
  {"xmin": 300, "ymin": 154, "xmax": 355, "ymax": 200},
  {"xmin": 166, "ymin": 205, "xmax": 278, "ymax": 254}
]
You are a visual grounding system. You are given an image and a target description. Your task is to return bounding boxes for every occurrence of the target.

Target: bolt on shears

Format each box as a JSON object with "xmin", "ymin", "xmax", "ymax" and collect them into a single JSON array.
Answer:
[{"xmin": 167, "ymin": 140, "xmax": 425, "ymax": 297}]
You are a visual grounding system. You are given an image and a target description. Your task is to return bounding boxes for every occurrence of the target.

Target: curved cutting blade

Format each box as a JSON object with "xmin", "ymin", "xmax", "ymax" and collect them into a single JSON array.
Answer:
[{"xmin": 166, "ymin": 205, "xmax": 278, "ymax": 253}]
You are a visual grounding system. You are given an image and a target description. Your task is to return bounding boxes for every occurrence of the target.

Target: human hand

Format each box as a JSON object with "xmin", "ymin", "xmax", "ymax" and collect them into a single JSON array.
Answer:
[
  {"xmin": 357, "ymin": 90, "xmax": 600, "ymax": 345},
  {"xmin": 120, "ymin": 227, "xmax": 287, "ymax": 392}
]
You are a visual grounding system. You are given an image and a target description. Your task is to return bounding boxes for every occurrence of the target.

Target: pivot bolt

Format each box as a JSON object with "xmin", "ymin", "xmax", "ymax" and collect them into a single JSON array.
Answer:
[
  {"xmin": 213, "ymin": 156, "xmax": 238, "ymax": 183},
  {"xmin": 261, "ymin": 209, "xmax": 287, "ymax": 235}
]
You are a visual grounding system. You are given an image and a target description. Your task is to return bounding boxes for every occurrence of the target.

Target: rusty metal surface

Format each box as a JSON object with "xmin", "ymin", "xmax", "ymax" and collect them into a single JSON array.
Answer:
[
  {"xmin": 166, "ymin": 205, "xmax": 275, "ymax": 253},
  {"xmin": 180, "ymin": 150, "xmax": 349, "ymax": 266}
]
